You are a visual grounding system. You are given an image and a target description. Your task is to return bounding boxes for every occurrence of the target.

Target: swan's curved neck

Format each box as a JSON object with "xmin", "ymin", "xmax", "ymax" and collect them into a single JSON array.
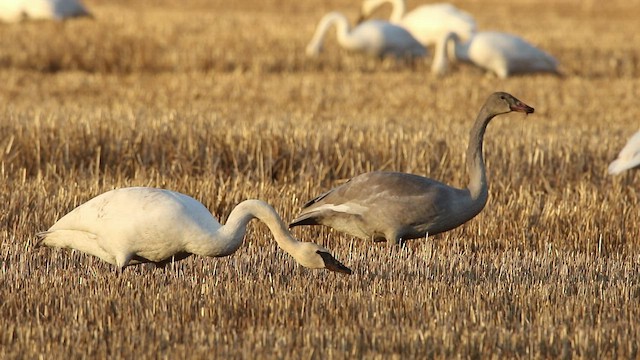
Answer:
[
  {"xmin": 308, "ymin": 12, "xmax": 351, "ymax": 53},
  {"xmin": 389, "ymin": 0, "xmax": 406, "ymax": 22},
  {"xmin": 217, "ymin": 199, "xmax": 299, "ymax": 256},
  {"xmin": 366, "ymin": 0, "xmax": 406, "ymax": 23},
  {"xmin": 465, "ymin": 105, "xmax": 496, "ymax": 207},
  {"xmin": 448, "ymin": 36, "xmax": 470, "ymax": 62},
  {"xmin": 431, "ymin": 32, "xmax": 458, "ymax": 75}
]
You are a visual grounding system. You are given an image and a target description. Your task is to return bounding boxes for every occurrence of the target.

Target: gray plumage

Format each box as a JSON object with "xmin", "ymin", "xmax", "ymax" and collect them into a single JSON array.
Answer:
[{"xmin": 290, "ymin": 92, "xmax": 534, "ymax": 244}]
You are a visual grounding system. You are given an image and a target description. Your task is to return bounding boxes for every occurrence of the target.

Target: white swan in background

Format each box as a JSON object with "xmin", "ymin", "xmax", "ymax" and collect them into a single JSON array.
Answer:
[
  {"xmin": 290, "ymin": 92, "xmax": 534, "ymax": 245},
  {"xmin": 36, "ymin": 187, "xmax": 352, "ymax": 274},
  {"xmin": 358, "ymin": 0, "xmax": 476, "ymax": 47},
  {"xmin": 0, "ymin": 0, "xmax": 91, "ymax": 23},
  {"xmin": 306, "ymin": 11, "xmax": 426, "ymax": 59},
  {"xmin": 609, "ymin": 130, "xmax": 640, "ymax": 174},
  {"xmin": 0, "ymin": 0, "xmax": 25, "ymax": 22},
  {"xmin": 431, "ymin": 31, "xmax": 559, "ymax": 78}
]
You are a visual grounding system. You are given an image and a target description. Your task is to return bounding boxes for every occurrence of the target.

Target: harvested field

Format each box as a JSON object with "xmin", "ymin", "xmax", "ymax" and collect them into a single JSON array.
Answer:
[{"xmin": 1, "ymin": 0, "xmax": 639, "ymax": 358}]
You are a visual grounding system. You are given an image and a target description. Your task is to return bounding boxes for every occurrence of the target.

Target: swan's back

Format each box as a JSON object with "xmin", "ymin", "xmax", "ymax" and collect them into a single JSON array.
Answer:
[
  {"xmin": 467, "ymin": 32, "xmax": 558, "ymax": 77},
  {"xmin": 290, "ymin": 171, "xmax": 475, "ymax": 242},
  {"xmin": 40, "ymin": 187, "xmax": 221, "ymax": 266},
  {"xmin": 349, "ymin": 20, "xmax": 426, "ymax": 57},
  {"xmin": 50, "ymin": 188, "xmax": 217, "ymax": 230},
  {"xmin": 401, "ymin": 3, "xmax": 476, "ymax": 46}
]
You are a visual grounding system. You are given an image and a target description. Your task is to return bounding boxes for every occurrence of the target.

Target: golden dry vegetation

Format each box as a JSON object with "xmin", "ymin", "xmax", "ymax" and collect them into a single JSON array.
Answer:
[{"xmin": 1, "ymin": 0, "xmax": 640, "ymax": 358}]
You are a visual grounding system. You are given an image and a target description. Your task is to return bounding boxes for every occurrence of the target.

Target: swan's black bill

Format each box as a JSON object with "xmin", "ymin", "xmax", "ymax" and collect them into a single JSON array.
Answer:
[
  {"xmin": 317, "ymin": 251, "xmax": 352, "ymax": 275},
  {"xmin": 511, "ymin": 101, "xmax": 534, "ymax": 114}
]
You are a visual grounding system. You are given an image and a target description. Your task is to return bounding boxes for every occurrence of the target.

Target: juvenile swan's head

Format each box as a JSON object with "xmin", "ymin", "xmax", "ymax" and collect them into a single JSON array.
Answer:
[{"xmin": 486, "ymin": 92, "xmax": 535, "ymax": 116}]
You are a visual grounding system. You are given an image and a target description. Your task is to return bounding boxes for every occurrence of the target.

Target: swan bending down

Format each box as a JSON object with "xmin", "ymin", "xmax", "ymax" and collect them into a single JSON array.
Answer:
[
  {"xmin": 36, "ymin": 187, "xmax": 352, "ymax": 274},
  {"xmin": 609, "ymin": 130, "xmax": 640, "ymax": 174},
  {"xmin": 290, "ymin": 92, "xmax": 534, "ymax": 245},
  {"xmin": 306, "ymin": 11, "xmax": 426, "ymax": 58},
  {"xmin": 0, "ymin": 0, "xmax": 91, "ymax": 22},
  {"xmin": 431, "ymin": 31, "xmax": 559, "ymax": 78},
  {"xmin": 358, "ymin": 0, "xmax": 476, "ymax": 47}
]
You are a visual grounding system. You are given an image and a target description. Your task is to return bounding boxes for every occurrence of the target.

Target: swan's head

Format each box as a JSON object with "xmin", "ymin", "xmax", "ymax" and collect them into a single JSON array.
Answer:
[
  {"xmin": 293, "ymin": 242, "xmax": 352, "ymax": 274},
  {"xmin": 486, "ymin": 92, "xmax": 535, "ymax": 116}
]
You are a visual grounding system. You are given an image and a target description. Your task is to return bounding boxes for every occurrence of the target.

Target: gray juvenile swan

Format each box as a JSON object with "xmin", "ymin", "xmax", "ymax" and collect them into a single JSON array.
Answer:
[
  {"xmin": 290, "ymin": 92, "xmax": 534, "ymax": 245},
  {"xmin": 36, "ymin": 187, "xmax": 352, "ymax": 274}
]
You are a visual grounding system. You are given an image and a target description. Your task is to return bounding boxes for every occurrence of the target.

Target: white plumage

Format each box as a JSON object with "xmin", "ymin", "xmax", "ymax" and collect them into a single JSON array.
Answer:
[
  {"xmin": 359, "ymin": 0, "xmax": 476, "ymax": 46},
  {"xmin": 609, "ymin": 130, "xmax": 640, "ymax": 175},
  {"xmin": 0, "ymin": 0, "xmax": 24, "ymax": 22},
  {"xmin": 0, "ymin": 0, "xmax": 90, "ymax": 22},
  {"xmin": 431, "ymin": 31, "xmax": 559, "ymax": 78},
  {"xmin": 36, "ymin": 187, "xmax": 352, "ymax": 274},
  {"xmin": 306, "ymin": 11, "xmax": 426, "ymax": 59}
]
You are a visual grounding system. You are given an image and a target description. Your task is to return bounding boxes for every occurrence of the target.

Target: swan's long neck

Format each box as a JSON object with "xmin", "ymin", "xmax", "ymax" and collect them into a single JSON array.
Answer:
[
  {"xmin": 365, "ymin": 0, "xmax": 406, "ymax": 23},
  {"xmin": 465, "ymin": 105, "xmax": 496, "ymax": 208},
  {"xmin": 448, "ymin": 35, "xmax": 470, "ymax": 62},
  {"xmin": 217, "ymin": 200, "xmax": 300, "ymax": 257},
  {"xmin": 389, "ymin": 0, "xmax": 406, "ymax": 22},
  {"xmin": 307, "ymin": 12, "xmax": 351, "ymax": 54},
  {"xmin": 431, "ymin": 32, "xmax": 458, "ymax": 75}
]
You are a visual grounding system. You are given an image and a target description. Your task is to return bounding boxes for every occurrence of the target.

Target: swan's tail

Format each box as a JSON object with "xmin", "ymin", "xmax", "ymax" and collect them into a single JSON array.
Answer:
[
  {"xmin": 32, "ymin": 229, "xmax": 117, "ymax": 266},
  {"xmin": 34, "ymin": 231, "xmax": 50, "ymax": 248}
]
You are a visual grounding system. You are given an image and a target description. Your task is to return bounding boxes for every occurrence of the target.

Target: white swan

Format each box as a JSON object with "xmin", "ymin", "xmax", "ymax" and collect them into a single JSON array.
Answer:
[
  {"xmin": 359, "ymin": 0, "xmax": 476, "ymax": 47},
  {"xmin": 609, "ymin": 130, "xmax": 640, "ymax": 174},
  {"xmin": 431, "ymin": 31, "xmax": 560, "ymax": 78},
  {"xmin": 0, "ymin": 0, "xmax": 90, "ymax": 23},
  {"xmin": 0, "ymin": 0, "xmax": 25, "ymax": 22},
  {"xmin": 290, "ymin": 92, "xmax": 534, "ymax": 245},
  {"xmin": 306, "ymin": 11, "xmax": 426, "ymax": 59},
  {"xmin": 36, "ymin": 187, "xmax": 352, "ymax": 274}
]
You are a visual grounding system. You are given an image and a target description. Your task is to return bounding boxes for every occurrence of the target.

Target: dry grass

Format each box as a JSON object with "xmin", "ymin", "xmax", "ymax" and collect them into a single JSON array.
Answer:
[{"xmin": 1, "ymin": 0, "xmax": 640, "ymax": 358}]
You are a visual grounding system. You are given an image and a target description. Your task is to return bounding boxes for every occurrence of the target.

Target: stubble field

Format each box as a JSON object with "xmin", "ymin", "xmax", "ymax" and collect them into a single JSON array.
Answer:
[{"xmin": 1, "ymin": 0, "xmax": 639, "ymax": 358}]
